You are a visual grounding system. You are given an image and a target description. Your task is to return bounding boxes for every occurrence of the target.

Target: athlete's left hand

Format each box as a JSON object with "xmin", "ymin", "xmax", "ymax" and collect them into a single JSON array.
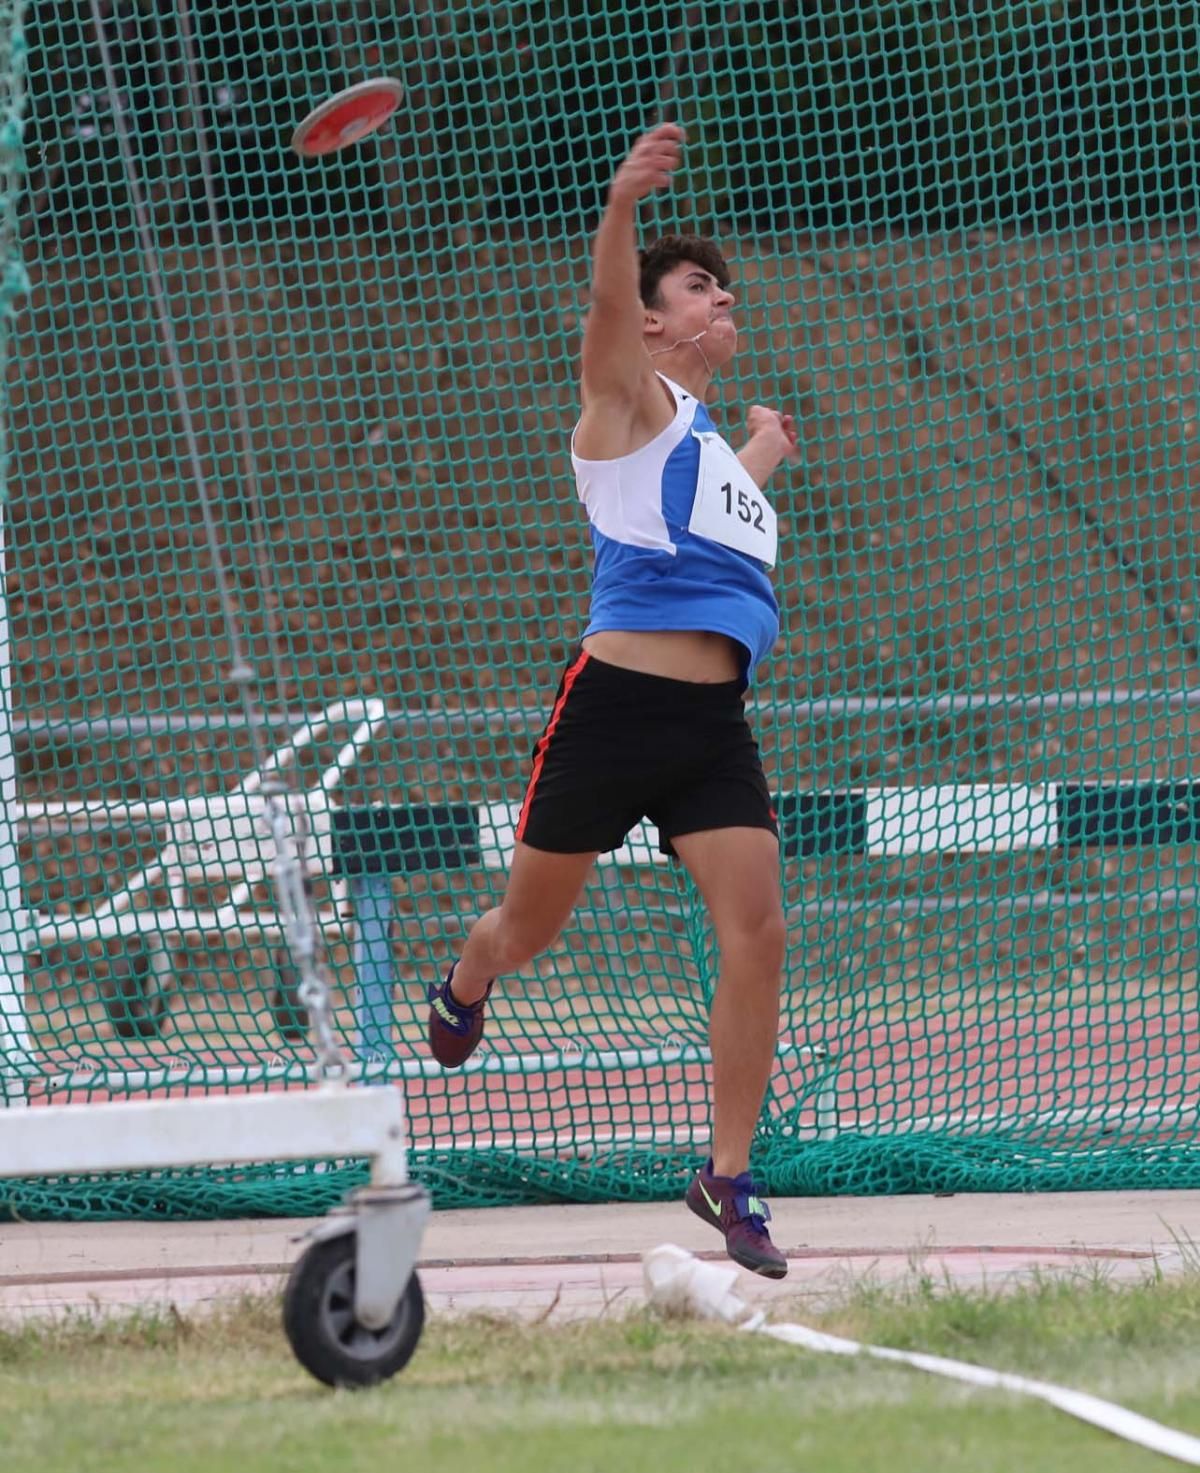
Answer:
[{"xmin": 745, "ymin": 405, "xmax": 801, "ymax": 465}]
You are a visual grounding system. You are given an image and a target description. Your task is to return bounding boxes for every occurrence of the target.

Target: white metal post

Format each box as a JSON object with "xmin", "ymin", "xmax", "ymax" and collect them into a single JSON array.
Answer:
[
  {"xmin": 0, "ymin": 0, "xmax": 29, "ymax": 1107},
  {"xmin": 0, "ymin": 515, "xmax": 30, "ymax": 1105}
]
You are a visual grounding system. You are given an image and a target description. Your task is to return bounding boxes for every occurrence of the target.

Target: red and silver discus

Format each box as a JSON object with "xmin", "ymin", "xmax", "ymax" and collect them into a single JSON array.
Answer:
[{"xmin": 290, "ymin": 78, "xmax": 404, "ymax": 158}]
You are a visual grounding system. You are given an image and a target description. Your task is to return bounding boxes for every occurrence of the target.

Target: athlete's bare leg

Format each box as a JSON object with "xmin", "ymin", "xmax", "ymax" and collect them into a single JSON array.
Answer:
[
  {"xmin": 449, "ymin": 840, "xmax": 599, "ymax": 1003},
  {"xmin": 669, "ymin": 826, "xmax": 786, "ymax": 1178}
]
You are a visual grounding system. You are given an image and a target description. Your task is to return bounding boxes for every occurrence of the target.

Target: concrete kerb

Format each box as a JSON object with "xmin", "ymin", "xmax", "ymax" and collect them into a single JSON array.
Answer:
[{"xmin": 0, "ymin": 1189, "xmax": 1196, "ymax": 1324}]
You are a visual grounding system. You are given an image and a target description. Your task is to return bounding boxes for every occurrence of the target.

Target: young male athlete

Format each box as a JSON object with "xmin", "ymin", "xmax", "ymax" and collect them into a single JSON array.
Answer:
[{"xmin": 427, "ymin": 123, "xmax": 797, "ymax": 1278}]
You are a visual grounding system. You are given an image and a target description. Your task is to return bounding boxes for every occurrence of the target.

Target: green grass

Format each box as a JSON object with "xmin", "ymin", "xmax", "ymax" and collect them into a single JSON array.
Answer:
[{"xmin": 3, "ymin": 1268, "xmax": 1200, "ymax": 1473}]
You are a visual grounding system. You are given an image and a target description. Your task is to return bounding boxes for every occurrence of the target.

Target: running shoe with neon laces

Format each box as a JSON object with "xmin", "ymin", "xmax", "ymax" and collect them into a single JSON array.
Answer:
[
  {"xmin": 427, "ymin": 965, "xmax": 493, "ymax": 1068},
  {"xmin": 685, "ymin": 1158, "xmax": 788, "ymax": 1279}
]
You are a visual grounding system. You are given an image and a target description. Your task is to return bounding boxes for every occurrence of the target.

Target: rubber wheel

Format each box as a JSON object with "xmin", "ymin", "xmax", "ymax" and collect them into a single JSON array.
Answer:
[{"xmin": 282, "ymin": 1233, "xmax": 424, "ymax": 1389}]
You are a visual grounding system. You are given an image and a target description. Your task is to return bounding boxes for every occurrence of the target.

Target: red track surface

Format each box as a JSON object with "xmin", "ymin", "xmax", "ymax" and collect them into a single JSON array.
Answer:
[{"xmin": 22, "ymin": 1004, "xmax": 1200, "ymax": 1154}]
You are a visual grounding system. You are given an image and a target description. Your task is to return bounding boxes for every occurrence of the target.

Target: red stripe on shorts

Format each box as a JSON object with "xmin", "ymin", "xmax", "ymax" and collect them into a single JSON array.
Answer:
[{"xmin": 516, "ymin": 649, "xmax": 591, "ymax": 841}]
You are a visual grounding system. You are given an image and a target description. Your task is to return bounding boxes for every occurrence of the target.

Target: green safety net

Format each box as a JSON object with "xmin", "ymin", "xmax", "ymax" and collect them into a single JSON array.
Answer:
[{"xmin": 5, "ymin": 1, "xmax": 1200, "ymax": 1219}]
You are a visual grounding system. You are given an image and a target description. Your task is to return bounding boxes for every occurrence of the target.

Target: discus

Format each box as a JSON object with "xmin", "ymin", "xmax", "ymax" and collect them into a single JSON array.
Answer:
[{"xmin": 289, "ymin": 78, "xmax": 404, "ymax": 158}]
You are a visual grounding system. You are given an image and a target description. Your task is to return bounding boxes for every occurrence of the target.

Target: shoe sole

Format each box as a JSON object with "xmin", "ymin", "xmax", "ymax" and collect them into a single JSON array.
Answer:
[
  {"xmin": 427, "ymin": 1030, "xmax": 481, "ymax": 1068},
  {"xmin": 685, "ymin": 1191, "xmax": 789, "ymax": 1280},
  {"xmin": 427, "ymin": 1042, "xmax": 477, "ymax": 1068},
  {"xmin": 729, "ymin": 1245, "xmax": 788, "ymax": 1280}
]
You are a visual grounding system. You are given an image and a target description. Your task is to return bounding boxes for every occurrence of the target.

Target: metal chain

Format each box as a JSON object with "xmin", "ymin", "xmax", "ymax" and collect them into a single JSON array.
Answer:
[{"xmin": 258, "ymin": 775, "xmax": 345, "ymax": 1076}]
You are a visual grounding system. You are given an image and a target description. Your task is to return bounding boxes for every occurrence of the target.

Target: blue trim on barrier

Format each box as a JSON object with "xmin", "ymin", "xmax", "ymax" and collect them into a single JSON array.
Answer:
[
  {"xmin": 331, "ymin": 785, "xmax": 1200, "ymax": 875},
  {"xmin": 333, "ymin": 785, "xmax": 1200, "ymax": 1050}
]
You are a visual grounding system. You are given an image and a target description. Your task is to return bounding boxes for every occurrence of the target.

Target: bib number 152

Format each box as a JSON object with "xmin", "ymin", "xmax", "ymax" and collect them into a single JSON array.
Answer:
[
  {"xmin": 721, "ymin": 481, "xmax": 766, "ymax": 531},
  {"xmin": 688, "ymin": 429, "xmax": 778, "ymax": 565}
]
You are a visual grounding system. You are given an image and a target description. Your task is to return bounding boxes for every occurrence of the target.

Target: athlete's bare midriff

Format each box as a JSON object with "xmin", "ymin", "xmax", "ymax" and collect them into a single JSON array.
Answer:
[{"xmin": 581, "ymin": 628, "xmax": 741, "ymax": 683}]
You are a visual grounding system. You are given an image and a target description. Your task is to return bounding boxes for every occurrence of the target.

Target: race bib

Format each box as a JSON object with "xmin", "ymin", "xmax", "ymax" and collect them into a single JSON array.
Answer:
[{"xmin": 688, "ymin": 431, "xmax": 778, "ymax": 567}]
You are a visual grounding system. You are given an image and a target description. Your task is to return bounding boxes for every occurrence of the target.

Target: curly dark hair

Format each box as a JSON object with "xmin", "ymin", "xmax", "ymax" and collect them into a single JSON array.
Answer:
[{"xmin": 638, "ymin": 234, "xmax": 731, "ymax": 309}]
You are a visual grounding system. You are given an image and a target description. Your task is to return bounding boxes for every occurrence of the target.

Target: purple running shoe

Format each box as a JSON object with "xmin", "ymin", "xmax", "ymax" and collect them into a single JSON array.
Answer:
[
  {"xmin": 685, "ymin": 1158, "xmax": 788, "ymax": 1279},
  {"xmin": 427, "ymin": 965, "xmax": 493, "ymax": 1068}
]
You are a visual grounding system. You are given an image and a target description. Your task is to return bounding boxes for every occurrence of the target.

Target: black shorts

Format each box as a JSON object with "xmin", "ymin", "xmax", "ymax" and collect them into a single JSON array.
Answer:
[{"xmin": 516, "ymin": 649, "xmax": 778, "ymax": 858}]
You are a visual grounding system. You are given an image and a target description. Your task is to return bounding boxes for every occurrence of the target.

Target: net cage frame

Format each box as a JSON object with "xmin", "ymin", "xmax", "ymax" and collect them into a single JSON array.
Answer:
[
  {"xmin": 0, "ymin": 0, "xmax": 428, "ymax": 1217},
  {"xmin": 4, "ymin": 0, "xmax": 1200, "ymax": 1211}
]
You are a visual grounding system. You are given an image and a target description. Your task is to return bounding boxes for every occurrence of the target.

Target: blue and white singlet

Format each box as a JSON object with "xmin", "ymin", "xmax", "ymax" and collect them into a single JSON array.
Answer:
[{"xmin": 570, "ymin": 372, "xmax": 780, "ymax": 688}]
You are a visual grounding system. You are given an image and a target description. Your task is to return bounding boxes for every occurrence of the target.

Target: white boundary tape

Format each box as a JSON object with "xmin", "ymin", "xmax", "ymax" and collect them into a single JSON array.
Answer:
[{"xmin": 642, "ymin": 1246, "xmax": 1200, "ymax": 1466}]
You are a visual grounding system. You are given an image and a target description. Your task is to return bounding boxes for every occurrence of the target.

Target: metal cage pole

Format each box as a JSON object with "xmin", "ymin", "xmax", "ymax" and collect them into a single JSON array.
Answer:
[{"xmin": 0, "ymin": 0, "xmax": 29, "ymax": 1106}]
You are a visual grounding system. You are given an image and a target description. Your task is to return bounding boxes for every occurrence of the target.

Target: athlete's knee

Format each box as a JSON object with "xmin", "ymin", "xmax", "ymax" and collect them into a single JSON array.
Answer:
[
  {"xmin": 719, "ymin": 904, "xmax": 786, "ymax": 979},
  {"xmin": 493, "ymin": 908, "xmax": 566, "ymax": 969}
]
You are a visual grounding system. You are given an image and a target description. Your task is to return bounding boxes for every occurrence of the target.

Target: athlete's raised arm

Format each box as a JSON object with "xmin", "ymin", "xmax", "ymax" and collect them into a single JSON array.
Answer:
[{"xmin": 580, "ymin": 124, "xmax": 686, "ymax": 409}]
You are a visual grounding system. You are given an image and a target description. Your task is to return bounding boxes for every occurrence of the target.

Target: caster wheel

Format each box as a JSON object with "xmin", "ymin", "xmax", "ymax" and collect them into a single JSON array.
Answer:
[
  {"xmin": 271, "ymin": 951, "xmax": 309, "ymax": 1041},
  {"xmin": 282, "ymin": 1233, "xmax": 424, "ymax": 1389},
  {"xmin": 100, "ymin": 949, "xmax": 168, "ymax": 1039}
]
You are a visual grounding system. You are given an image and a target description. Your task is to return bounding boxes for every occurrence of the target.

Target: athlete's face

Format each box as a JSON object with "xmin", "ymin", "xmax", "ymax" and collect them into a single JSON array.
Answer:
[{"xmin": 645, "ymin": 262, "xmax": 738, "ymax": 367}]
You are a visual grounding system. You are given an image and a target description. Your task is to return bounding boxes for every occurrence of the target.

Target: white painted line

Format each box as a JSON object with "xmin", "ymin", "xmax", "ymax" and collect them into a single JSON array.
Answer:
[{"xmin": 643, "ymin": 1246, "xmax": 1200, "ymax": 1466}]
